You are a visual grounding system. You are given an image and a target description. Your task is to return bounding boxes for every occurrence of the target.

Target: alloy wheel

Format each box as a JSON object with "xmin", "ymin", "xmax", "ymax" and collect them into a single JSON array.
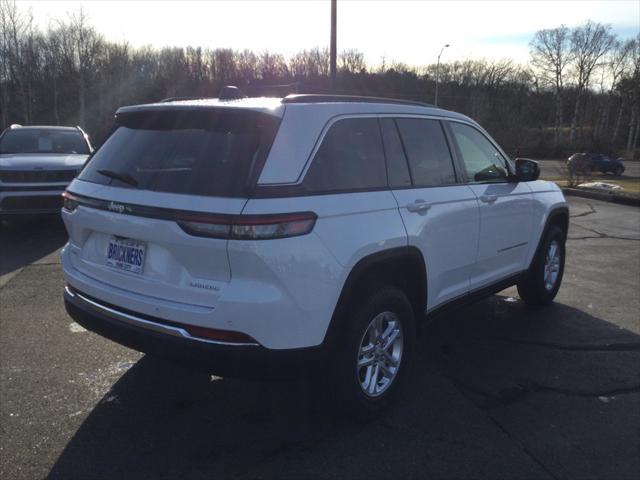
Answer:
[
  {"xmin": 356, "ymin": 311, "xmax": 404, "ymax": 397},
  {"xmin": 544, "ymin": 240, "xmax": 561, "ymax": 291}
]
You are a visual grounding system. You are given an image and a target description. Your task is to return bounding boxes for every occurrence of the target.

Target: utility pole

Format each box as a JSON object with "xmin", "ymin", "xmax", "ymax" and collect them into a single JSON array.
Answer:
[
  {"xmin": 330, "ymin": 0, "xmax": 337, "ymax": 92},
  {"xmin": 434, "ymin": 43, "xmax": 450, "ymax": 106}
]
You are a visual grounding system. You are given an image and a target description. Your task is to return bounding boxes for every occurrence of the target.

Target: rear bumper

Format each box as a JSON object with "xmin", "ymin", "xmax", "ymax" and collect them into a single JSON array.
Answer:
[{"xmin": 64, "ymin": 287, "xmax": 326, "ymax": 379}]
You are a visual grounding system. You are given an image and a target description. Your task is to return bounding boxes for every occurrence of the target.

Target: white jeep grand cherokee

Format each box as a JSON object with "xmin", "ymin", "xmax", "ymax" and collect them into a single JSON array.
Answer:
[{"xmin": 61, "ymin": 94, "xmax": 568, "ymax": 413}]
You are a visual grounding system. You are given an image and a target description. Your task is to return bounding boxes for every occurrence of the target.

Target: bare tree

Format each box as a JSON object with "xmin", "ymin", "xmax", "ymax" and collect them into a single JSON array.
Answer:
[
  {"xmin": 57, "ymin": 8, "xmax": 104, "ymax": 125},
  {"xmin": 289, "ymin": 48, "xmax": 329, "ymax": 79},
  {"xmin": 624, "ymin": 35, "xmax": 640, "ymax": 152},
  {"xmin": 339, "ymin": 49, "xmax": 365, "ymax": 73},
  {"xmin": 236, "ymin": 49, "xmax": 258, "ymax": 84},
  {"xmin": 210, "ymin": 48, "xmax": 237, "ymax": 85},
  {"xmin": 600, "ymin": 38, "xmax": 635, "ymax": 141},
  {"xmin": 258, "ymin": 51, "xmax": 288, "ymax": 81},
  {"xmin": 1, "ymin": 0, "xmax": 637, "ymax": 159},
  {"xmin": 0, "ymin": 0, "xmax": 34, "ymax": 123},
  {"xmin": 0, "ymin": 0, "xmax": 11, "ymax": 126},
  {"xmin": 41, "ymin": 27, "xmax": 63, "ymax": 124},
  {"xmin": 569, "ymin": 21, "xmax": 614, "ymax": 144},
  {"xmin": 530, "ymin": 26, "xmax": 572, "ymax": 147}
]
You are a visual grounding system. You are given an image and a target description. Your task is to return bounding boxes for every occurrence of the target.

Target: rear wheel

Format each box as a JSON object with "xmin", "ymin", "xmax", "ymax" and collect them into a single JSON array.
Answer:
[
  {"xmin": 333, "ymin": 285, "xmax": 416, "ymax": 418},
  {"xmin": 517, "ymin": 225, "xmax": 565, "ymax": 307}
]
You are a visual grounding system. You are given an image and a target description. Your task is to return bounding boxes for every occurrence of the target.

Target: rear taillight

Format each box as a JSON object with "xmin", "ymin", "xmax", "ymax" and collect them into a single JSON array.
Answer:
[
  {"xmin": 62, "ymin": 191, "xmax": 79, "ymax": 212},
  {"xmin": 178, "ymin": 212, "xmax": 317, "ymax": 240},
  {"xmin": 59, "ymin": 191, "xmax": 315, "ymax": 240}
]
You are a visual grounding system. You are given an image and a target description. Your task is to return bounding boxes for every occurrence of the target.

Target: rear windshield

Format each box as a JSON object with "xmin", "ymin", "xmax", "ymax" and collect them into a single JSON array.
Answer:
[
  {"xmin": 78, "ymin": 109, "xmax": 280, "ymax": 198},
  {"xmin": 0, "ymin": 129, "xmax": 90, "ymax": 155}
]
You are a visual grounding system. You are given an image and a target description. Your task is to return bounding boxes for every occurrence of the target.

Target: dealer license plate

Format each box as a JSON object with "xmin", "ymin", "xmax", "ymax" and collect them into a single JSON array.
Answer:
[{"xmin": 106, "ymin": 237, "xmax": 146, "ymax": 274}]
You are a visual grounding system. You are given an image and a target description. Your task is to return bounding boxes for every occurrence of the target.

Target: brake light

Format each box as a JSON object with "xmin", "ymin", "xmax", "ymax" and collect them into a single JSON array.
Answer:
[
  {"xmin": 177, "ymin": 212, "xmax": 317, "ymax": 240},
  {"xmin": 62, "ymin": 191, "xmax": 79, "ymax": 212}
]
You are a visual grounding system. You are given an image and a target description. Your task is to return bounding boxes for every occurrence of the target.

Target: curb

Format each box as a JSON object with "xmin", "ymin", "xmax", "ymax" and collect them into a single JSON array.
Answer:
[{"xmin": 562, "ymin": 188, "xmax": 640, "ymax": 207}]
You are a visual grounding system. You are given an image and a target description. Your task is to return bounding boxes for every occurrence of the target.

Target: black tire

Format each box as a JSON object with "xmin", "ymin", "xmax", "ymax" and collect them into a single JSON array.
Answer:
[
  {"xmin": 614, "ymin": 166, "xmax": 623, "ymax": 176},
  {"xmin": 517, "ymin": 225, "xmax": 566, "ymax": 307},
  {"xmin": 332, "ymin": 285, "xmax": 416, "ymax": 419}
]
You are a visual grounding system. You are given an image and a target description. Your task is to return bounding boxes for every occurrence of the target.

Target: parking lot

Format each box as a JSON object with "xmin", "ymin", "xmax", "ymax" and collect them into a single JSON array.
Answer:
[{"xmin": 1, "ymin": 196, "xmax": 639, "ymax": 479}]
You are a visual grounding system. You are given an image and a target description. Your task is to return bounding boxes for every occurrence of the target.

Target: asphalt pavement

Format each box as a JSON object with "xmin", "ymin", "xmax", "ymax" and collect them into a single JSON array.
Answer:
[{"xmin": 1, "ymin": 196, "xmax": 639, "ymax": 480}]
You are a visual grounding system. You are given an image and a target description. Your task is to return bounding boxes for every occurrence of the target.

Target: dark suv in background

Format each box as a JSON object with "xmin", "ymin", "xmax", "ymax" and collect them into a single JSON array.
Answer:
[{"xmin": 567, "ymin": 153, "xmax": 625, "ymax": 175}]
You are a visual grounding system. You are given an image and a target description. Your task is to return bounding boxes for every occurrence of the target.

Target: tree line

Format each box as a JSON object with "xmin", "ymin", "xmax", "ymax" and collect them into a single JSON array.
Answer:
[{"xmin": 1, "ymin": 0, "xmax": 639, "ymax": 158}]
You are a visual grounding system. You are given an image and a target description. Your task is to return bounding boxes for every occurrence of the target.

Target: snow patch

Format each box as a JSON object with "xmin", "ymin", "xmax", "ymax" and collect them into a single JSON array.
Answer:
[
  {"xmin": 578, "ymin": 182, "xmax": 623, "ymax": 191},
  {"xmin": 69, "ymin": 322, "xmax": 87, "ymax": 333}
]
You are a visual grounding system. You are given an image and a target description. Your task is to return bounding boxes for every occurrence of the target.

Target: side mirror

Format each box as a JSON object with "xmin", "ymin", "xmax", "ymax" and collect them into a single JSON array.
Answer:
[{"xmin": 514, "ymin": 158, "xmax": 540, "ymax": 182}]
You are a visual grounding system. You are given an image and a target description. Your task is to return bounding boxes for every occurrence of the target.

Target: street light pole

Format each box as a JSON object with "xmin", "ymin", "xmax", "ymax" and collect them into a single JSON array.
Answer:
[
  {"xmin": 330, "ymin": 0, "xmax": 337, "ymax": 92},
  {"xmin": 434, "ymin": 43, "xmax": 449, "ymax": 106}
]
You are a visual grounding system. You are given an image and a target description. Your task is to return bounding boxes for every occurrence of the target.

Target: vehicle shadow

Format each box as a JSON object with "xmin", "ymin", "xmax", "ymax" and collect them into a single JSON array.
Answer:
[
  {"xmin": 48, "ymin": 295, "xmax": 640, "ymax": 480},
  {"xmin": 0, "ymin": 217, "xmax": 67, "ymax": 276}
]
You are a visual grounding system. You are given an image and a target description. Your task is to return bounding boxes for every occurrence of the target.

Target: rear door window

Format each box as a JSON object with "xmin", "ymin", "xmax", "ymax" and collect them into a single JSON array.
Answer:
[
  {"xmin": 395, "ymin": 118, "xmax": 457, "ymax": 187},
  {"xmin": 302, "ymin": 117, "xmax": 387, "ymax": 193},
  {"xmin": 78, "ymin": 109, "xmax": 280, "ymax": 198}
]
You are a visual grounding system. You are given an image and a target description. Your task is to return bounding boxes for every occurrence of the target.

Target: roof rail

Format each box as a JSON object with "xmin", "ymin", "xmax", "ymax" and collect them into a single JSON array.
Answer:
[
  {"xmin": 159, "ymin": 86, "xmax": 248, "ymax": 103},
  {"xmin": 159, "ymin": 96, "xmax": 212, "ymax": 103},
  {"xmin": 281, "ymin": 94, "xmax": 435, "ymax": 108}
]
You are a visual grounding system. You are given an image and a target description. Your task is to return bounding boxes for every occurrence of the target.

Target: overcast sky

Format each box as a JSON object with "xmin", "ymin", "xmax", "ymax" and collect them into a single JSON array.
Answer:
[{"xmin": 20, "ymin": 0, "xmax": 640, "ymax": 66}]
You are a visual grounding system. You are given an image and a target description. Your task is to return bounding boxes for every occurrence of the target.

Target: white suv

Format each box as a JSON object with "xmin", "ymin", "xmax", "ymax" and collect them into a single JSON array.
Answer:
[
  {"xmin": 61, "ymin": 94, "xmax": 568, "ymax": 413},
  {"xmin": 0, "ymin": 125, "xmax": 92, "ymax": 219}
]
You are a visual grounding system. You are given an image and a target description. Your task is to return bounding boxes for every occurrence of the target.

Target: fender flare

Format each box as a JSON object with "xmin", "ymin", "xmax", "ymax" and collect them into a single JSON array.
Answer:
[
  {"xmin": 528, "ymin": 206, "xmax": 569, "ymax": 270},
  {"xmin": 321, "ymin": 246, "xmax": 427, "ymax": 348}
]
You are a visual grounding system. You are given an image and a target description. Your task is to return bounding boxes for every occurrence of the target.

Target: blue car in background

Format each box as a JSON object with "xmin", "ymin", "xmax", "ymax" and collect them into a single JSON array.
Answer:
[{"xmin": 567, "ymin": 153, "xmax": 625, "ymax": 176}]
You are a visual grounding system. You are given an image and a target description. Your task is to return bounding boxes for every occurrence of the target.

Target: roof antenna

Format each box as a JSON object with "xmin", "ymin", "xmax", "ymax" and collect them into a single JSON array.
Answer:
[{"xmin": 219, "ymin": 86, "xmax": 247, "ymax": 101}]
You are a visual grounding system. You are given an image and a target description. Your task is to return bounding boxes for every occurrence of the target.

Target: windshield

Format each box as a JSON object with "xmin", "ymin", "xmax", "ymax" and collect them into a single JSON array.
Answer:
[
  {"xmin": 0, "ymin": 129, "xmax": 91, "ymax": 155},
  {"xmin": 78, "ymin": 109, "xmax": 280, "ymax": 198}
]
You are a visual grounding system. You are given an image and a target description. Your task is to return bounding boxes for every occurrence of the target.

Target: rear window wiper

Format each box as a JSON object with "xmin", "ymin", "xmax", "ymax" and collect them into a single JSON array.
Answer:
[{"xmin": 97, "ymin": 169, "xmax": 139, "ymax": 187}]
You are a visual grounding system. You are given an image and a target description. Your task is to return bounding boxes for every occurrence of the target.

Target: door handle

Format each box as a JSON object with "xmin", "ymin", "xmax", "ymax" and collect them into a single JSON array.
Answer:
[
  {"xmin": 480, "ymin": 194, "xmax": 498, "ymax": 204},
  {"xmin": 406, "ymin": 199, "xmax": 432, "ymax": 212}
]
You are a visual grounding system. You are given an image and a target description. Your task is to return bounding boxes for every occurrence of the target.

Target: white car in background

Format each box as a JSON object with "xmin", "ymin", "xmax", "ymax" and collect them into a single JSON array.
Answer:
[
  {"xmin": 0, "ymin": 125, "xmax": 92, "ymax": 220},
  {"xmin": 61, "ymin": 93, "xmax": 568, "ymax": 415}
]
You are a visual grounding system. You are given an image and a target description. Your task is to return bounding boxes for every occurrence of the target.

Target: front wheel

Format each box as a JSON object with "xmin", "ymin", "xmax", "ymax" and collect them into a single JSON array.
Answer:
[
  {"xmin": 517, "ymin": 225, "xmax": 566, "ymax": 307},
  {"xmin": 333, "ymin": 286, "xmax": 416, "ymax": 418}
]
